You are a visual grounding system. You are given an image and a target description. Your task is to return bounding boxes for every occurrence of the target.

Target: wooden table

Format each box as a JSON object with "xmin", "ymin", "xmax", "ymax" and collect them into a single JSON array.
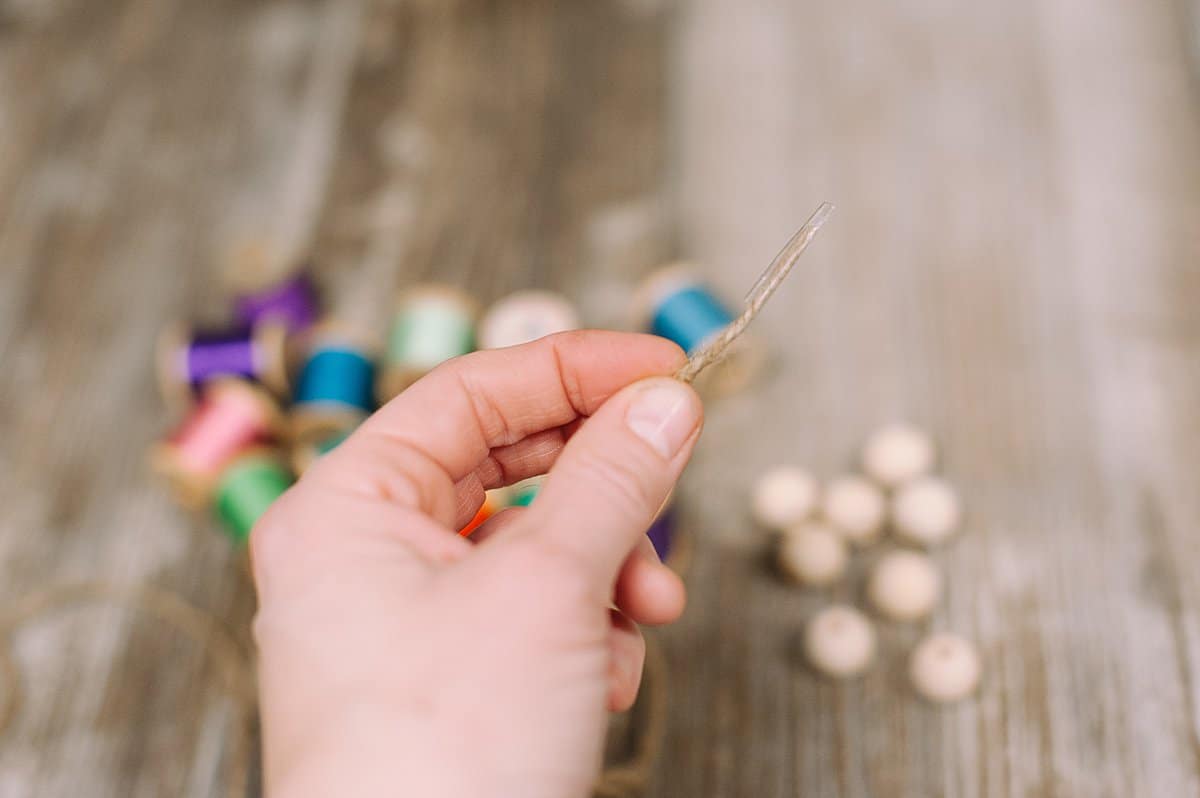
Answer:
[{"xmin": 3, "ymin": 1, "xmax": 1199, "ymax": 795}]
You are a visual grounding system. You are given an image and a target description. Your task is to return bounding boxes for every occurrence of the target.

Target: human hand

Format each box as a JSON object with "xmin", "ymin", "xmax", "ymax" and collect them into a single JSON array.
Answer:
[{"xmin": 251, "ymin": 331, "xmax": 704, "ymax": 798}]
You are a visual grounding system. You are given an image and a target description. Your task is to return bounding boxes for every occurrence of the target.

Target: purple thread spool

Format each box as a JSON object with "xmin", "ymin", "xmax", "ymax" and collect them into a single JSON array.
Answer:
[
  {"xmin": 646, "ymin": 505, "xmax": 675, "ymax": 562},
  {"xmin": 234, "ymin": 273, "xmax": 318, "ymax": 334},
  {"xmin": 186, "ymin": 329, "xmax": 259, "ymax": 387},
  {"xmin": 157, "ymin": 322, "xmax": 289, "ymax": 408}
]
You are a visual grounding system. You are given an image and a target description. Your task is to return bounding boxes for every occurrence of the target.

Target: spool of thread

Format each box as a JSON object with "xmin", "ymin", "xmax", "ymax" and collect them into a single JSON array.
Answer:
[
  {"xmin": 478, "ymin": 290, "xmax": 580, "ymax": 349},
  {"xmin": 507, "ymin": 477, "xmax": 543, "ymax": 508},
  {"xmin": 152, "ymin": 380, "xmax": 283, "ymax": 508},
  {"xmin": 290, "ymin": 418, "xmax": 357, "ymax": 475},
  {"xmin": 292, "ymin": 327, "xmax": 377, "ymax": 438},
  {"xmin": 458, "ymin": 488, "xmax": 509, "ymax": 537},
  {"xmin": 234, "ymin": 272, "xmax": 319, "ymax": 334},
  {"xmin": 378, "ymin": 286, "xmax": 477, "ymax": 402},
  {"xmin": 157, "ymin": 322, "xmax": 289, "ymax": 407},
  {"xmin": 213, "ymin": 450, "xmax": 294, "ymax": 544},
  {"xmin": 634, "ymin": 264, "xmax": 765, "ymax": 393},
  {"xmin": 646, "ymin": 502, "xmax": 676, "ymax": 563}
]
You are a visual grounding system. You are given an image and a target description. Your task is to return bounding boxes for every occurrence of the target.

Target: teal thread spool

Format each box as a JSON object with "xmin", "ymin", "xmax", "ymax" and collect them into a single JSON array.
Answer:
[
  {"xmin": 635, "ymin": 264, "xmax": 765, "ymax": 394},
  {"xmin": 379, "ymin": 286, "xmax": 477, "ymax": 401},
  {"xmin": 651, "ymin": 286, "xmax": 733, "ymax": 353},
  {"xmin": 292, "ymin": 326, "xmax": 377, "ymax": 437},
  {"xmin": 213, "ymin": 451, "xmax": 293, "ymax": 544},
  {"xmin": 291, "ymin": 420, "xmax": 356, "ymax": 475}
]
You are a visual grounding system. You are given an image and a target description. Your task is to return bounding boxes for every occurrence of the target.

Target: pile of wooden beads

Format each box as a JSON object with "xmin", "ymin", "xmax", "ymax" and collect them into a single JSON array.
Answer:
[
  {"xmin": 753, "ymin": 423, "xmax": 981, "ymax": 704},
  {"xmin": 152, "ymin": 269, "xmax": 697, "ymax": 564}
]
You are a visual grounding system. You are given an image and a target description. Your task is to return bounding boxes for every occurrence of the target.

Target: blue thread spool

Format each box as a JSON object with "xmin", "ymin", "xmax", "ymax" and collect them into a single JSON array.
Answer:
[
  {"xmin": 291, "ymin": 326, "xmax": 377, "ymax": 438},
  {"xmin": 652, "ymin": 286, "xmax": 733, "ymax": 354},
  {"xmin": 635, "ymin": 264, "xmax": 764, "ymax": 393}
]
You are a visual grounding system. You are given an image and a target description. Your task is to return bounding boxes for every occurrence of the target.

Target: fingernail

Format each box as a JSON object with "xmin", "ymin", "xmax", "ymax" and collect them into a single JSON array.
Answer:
[{"xmin": 625, "ymin": 379, "xmax": 700, "ymax": 459}]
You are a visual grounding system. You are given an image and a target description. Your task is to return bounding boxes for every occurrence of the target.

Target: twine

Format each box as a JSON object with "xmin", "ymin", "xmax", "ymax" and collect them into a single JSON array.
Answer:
[
  {"xmin": 594, "ymin": 635, "xmax": 670, "ymax": 798},
  {"xmin": 0, "ymin": 582, "xmax": 257, "ymax": 798},
  {"xmin": 675, "ymin": 202, "xmax": 834, "ymax": 384}
]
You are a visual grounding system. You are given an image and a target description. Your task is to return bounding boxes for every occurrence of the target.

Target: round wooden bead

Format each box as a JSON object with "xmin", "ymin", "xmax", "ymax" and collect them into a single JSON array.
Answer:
[
  {"xmin": 909, "ymin": 633, "xmax": 982, "ymax": 703},
  {"xmin": 804, "ymin": 605, "xmax": 877, "ymax": 679},
  {"xmin": 777, "ymin": 523, "xmax": 848, "ymax": 588},
  {"xmin": 863, "ymin": 423, "xmax": 935, "ymax": 487},
  {"xmin": 892, "ymin": 476, "xmax": 962, "ymax": 546},
  {"xmin": 867, "ymin": 550, "xmax": 942, "ymax": 621},
  {"xmin": 752, "ymin": 466, "xmax": 818, "ymax": 530},
  {"xmin": 821, "ymin": 475, "xmax": 886, "ymax": 546}
]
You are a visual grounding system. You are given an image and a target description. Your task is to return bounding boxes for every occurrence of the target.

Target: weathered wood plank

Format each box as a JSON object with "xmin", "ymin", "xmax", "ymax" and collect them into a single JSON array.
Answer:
[
  {"xmin": 4, "ymin": 0, "xmax": 1200, "ymax": 795},
  {"xmin": 670, "ymin": 0, "xmax": 1200, "ymax": 796},
  {"xmin": 0, "ymin": 0, "xmax": 357, "ymax": 794}
]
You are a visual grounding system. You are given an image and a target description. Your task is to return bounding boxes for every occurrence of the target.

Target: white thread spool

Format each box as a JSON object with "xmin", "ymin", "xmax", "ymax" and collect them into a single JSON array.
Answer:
[
  {"xmin": 804, "ymin": 605, "xmax": 876, "ymax": 679},
  {"xmin": 777, "ymin": 522, "xmax": 848, "ymax": 588},
  {"xmin": 867, "ymin": 550, "xmax": 942, "ymax": 621},
  {"xmin": 862, "ymin": 423, "xmax": 936, "ymax": 488},
  {"xmin": 821, "ymin": 475, "xmax": 886, "ymax": 546},
  {"xmin": 909, "ymin": 633, "xmax": 981, "ymax": 703},
  {"xmin": 751, "ymin": 466, "xmax": 818, "ymax": 530},
  {"xmin": 892, "ymin": 477, "xmax": 962, "ymax": 547},
  {"xmin": 478, "ymin": 290, "xmax": 580, "ymax": 349}
]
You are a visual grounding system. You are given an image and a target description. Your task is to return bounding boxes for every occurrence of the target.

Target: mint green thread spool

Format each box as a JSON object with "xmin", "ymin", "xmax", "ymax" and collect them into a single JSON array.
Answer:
[
  {"xmin": 214, "ymin": 452, "xmax": 293, "ymax": 544},
  {"xmin": 379, "ymin": 286, "xmax": 477, "ymax": 401},
  {"xmin": 508, "ymin": 477, "xmax": 543, "ymax": 507}
]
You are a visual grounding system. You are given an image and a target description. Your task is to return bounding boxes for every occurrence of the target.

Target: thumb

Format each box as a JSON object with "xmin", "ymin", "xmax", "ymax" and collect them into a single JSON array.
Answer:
[{"xmin": 525, "ymin": 376, "xmax": 703, "ymax": 588}]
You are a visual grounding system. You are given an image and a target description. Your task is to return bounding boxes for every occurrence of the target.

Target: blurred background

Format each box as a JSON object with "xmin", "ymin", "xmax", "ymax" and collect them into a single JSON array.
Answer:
[{"xmin": 3, "ymin": 0, "xmax": 1200, "ymax": 795}]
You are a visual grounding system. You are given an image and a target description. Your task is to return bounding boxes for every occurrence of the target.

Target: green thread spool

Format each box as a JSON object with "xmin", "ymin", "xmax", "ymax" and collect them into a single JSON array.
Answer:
[
  {"xmin": 379, "ymin": 286, "xmax": 477, "ymax": 401},
  {"xmin": 214, "ymin": 453, "xmax": 293, "ymax": 544}
]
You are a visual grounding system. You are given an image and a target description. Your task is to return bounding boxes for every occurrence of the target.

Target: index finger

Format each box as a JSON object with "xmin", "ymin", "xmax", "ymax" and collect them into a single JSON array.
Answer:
[{"xmin": 310, "ymin": 330, "xmax": 686, "ymax": 525}]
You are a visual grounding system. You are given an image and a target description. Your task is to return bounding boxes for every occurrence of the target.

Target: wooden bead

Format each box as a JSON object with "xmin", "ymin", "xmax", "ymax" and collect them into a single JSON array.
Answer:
[
  {"xmin": 777, "ymin": 523, "xmax": 848, "ymax": 588},
  {"xmin": 821, "ymin": 475, "xmax": 886, "ymax": 546},
  {"xmin": 752, "ymin": 466, "xmax": 818, "ymax": 530},
  {"xmin": 892, "ymin": 476, "xmax": 962, "ymax": 546},
  {"xmin": 863, "ymin": 423, "xmax": 935, "ymax": 487},
  {"xmin": 804, "ymin": 605, "xmax": 877, "ymax": 679},
  {"xmin": 909, "ymin": 633, "xmax": 982, "ymax": 703},
  {"xmin": 867, "ymin": 550, "xmax": 942, "ymax": 621}
]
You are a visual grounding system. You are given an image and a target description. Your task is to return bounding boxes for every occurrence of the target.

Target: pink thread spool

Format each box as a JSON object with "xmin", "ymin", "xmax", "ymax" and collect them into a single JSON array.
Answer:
[{"xmin": 152, "ymin": 379, "xmax": 284, "ymax": 508}]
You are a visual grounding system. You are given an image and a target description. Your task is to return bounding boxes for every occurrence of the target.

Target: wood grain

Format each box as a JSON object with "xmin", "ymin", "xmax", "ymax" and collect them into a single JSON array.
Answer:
[
  {"xmin": 669, "ymin": 1, "xmax": 1200, "ymax": 797},
  {"xmin": 3, "ymin": 0, "xmax": 1200, "ymax": 796}
]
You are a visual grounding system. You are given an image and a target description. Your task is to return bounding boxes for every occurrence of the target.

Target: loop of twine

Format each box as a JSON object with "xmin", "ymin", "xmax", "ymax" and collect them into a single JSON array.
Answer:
[
  {"xmin": 0, "ymin": 582, "xmax": 257, "ymax": 798},
  {"xmin": 593, "ymin": 635, "xmax": 670, "ymax": 798},
  {"xmin": 0, "ymin": 547, "xmax": 676, "ymax": 798}
]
